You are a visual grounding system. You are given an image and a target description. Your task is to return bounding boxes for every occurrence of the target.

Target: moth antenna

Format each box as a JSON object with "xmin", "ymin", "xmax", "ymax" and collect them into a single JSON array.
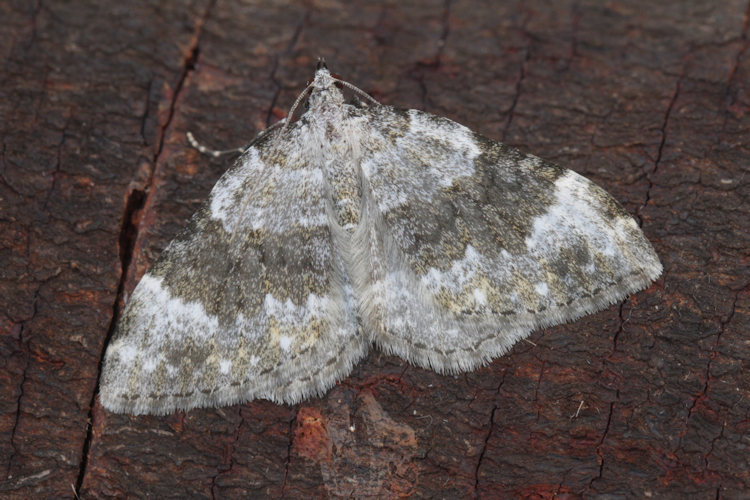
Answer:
[
  {"xmin": 333, "ymin": 78, "xmax": 380, "ymax": 106},
  {"xmin": 186, "ymin": 131, "xmax": 246, "ymax": 158},
  {"xmin": 187, "ymin": 118, "xmax": 288, "ymax": 158},
  {"xmin": 276, "ymin": 82, "xmax": 315, "ymax": 143}
]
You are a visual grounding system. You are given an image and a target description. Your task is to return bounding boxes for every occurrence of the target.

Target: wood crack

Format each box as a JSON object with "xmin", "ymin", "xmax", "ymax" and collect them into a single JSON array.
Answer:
[
  {"xmin": 473, "ymin": 376, "xmax": 505, "ymax": 497},
  {"xmin": 715, "ymin": 0, "xmax": 750, "ymax": 143},
  {"xmin": 280, "ymin": 409, "xmax": 299, "ymax": 497},
  {"xmin": 636, "ymin": 75, "xmax": 682, "ymax": 226},
  {"xmin": 72, "ymin": 2, "xmax": 217, "ymax": 496},
  {"xmin": 5, "ymin": 336, "xmax": 28, "ymax": 483},
  {"xmin": 210, "ymin": 406, "xmax": 245, "ymax": 499},
  {"xmin": 266, "ymin": 10, "xmax": 311, "ymax": 128},
  {"xmin": 409, "ymin": 0, "xmax": 452, "ymax": 110},
  {"xmin": 41, "ymin": 123, "xmax": 67, "ymax": 211},
  {"xmin": 4, "ymin": 273, "xmax": 56, "ymax": 485},
  {"xmin": 685, "ymin": 291, "xmax": 739, "ymax": 424},
  {"xmin": 501, "ymin": 7, "xmax": 532, "ymax": 141},
  {"xmin": 587, "ymin": 398, "xmax": 616, "ymax": 491}
]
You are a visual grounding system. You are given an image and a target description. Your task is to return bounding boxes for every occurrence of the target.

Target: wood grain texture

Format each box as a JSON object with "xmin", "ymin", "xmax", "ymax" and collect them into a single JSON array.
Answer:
[{"xmin": 1, "ymin": 0, "xmax": 747, "ymax": 498}]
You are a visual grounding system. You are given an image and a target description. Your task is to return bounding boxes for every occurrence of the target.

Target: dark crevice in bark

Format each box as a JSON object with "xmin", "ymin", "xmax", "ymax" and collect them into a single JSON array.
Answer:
[
  {"xmin": 13, "ymin": 0, "xmax": 43, "ymax": 54},
  {"xmin": 611, "ymin": 298, "xmax": 635, "ymax": 353},
  {"xmin": 5, "ymin": 329, "xmax": 30, "ymax": 481},
  {"xmin": 280, "ymin": 409, "xmax": 299, "ymax": 497},
  {"xmin": 474, "ymin": 404, "xmax": 497, "ymax": 497},
  {"xmin": 73, "ymin": 186, "xmax": 145, "ymax": 496},
  {"xmin": 139, "ymin": 77, "xmax": 155, "ymax": 146},
  {"xmin": 266, "ymin": 10, "xmax": 310, "ymax": 128},
  {"xmin": 555, "ymin": 467, "xmax": 574, "ymax": 498},
  {"xmin": 726, "ymin": 1, "xmax": 750, "ymax": 95},
  {"xmin": 266, "ymin": 63, "xmax": 282, "ymax": 128},
  {"xmin": 5, "ymin": 273, "xmax": 53, "ymax": 482},
  {"xmin": 560, "ymin": 2, "xmax": 580, "ymax": 72},
  {"xmin": 371, "ymin": 5, "xmax": 390, "ymax": 48},
  {"xmin": 409, "ymin": 0, "xmax": 452, "ymax": 110},
  {"xmin": 436, "ymin": 0, "xmax": 452, "ymax": 65},
  {"xmin": 533, "ymin": 360, "xmax": 547, "ymax": 423},
  {"xmin": 73, "ymin": 2, "xmax": 215, "ymax": 495},
  {"xmin": 5, "ymin": 369, "xmax": 25, "ymax": 480},
  {"xmin": 501, "ymin": 8, "xmax": 532, "ymax": 141},
  {"xmin": 588, "ymin": 399, "xmax": 616, "ymax": 490},
  {"xmin": 589, "ymin": 281, "xmax": 632, "ymax": 489},
  {"xmin": 152, "ymin": 31, "xmax": 203, "ymax": 163},
  {"xmin": 41, "ymin": 125, "xmax": 66, "ymax": 211},
  {"xmin": 703, "ymin": 420, "xmax": 726, "ymax": 471},
  {"xmin": 636, "ymin": 76, "xmax": 681, "ymax": 226},
  {"xmin": 684, "ymin": 291, "xmax": 738, "ymax": 427},
  {"xmin": 4, "ymin": 103, "xmax": 67, "ymax": 485},
  {"xmin": 716, "ymin": 0, "xmax": 750, "ymax": 142},
  {"xmin": 473, "ymin": 376, "xmax": 504, "ymax": 497},
  {"xmin": 210, "ymin": 406, "xmax": 245, "ymax": 499}
]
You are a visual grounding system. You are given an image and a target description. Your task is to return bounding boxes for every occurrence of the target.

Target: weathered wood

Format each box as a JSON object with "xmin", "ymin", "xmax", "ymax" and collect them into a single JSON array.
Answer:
[{"xmin": 1, "ymin": 0, "xmax": 748, "ymax": 498}]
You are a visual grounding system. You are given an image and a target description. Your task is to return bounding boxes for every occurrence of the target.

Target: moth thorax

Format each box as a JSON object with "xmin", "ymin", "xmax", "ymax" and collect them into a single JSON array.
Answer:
[{"xmin": 325, "ymin": 157, "xmax": 362, "ymax": 232}]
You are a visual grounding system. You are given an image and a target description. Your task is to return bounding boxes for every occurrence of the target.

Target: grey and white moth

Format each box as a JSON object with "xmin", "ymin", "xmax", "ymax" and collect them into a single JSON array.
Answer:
[{"xmin": 100, "ymin": 63, "xmax": 662, "ymax": 415}]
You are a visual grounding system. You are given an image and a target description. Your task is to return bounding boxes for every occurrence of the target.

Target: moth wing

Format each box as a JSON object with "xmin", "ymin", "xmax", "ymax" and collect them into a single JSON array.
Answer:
[
  {"xmin": 101, "ymin": 130, "xmax": 363, "ymax": 415},
  {"xmin": 357, "ymin": 106, "xmax": 661, "ymax": 372}
]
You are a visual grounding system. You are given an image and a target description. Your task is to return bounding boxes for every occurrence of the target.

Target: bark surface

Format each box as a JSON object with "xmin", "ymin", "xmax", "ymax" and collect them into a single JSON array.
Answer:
[{"xmin": 1, "ymin": 1, "xmax": 748, "ymax": 498}]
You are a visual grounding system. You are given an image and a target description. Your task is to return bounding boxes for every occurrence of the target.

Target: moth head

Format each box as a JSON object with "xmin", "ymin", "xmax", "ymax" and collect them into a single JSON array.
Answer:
[
  {"xmin": 311, "ymin": 66, "xmax": 335, "ymax": 90},
  {"xmin": 307, "ymin": 65, "xmax": 344, "ymax": 110}
]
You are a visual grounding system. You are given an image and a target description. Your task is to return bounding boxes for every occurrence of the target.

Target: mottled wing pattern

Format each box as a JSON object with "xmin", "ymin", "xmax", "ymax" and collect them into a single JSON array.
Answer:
[
  {"xmin": 100, "ymin": 127, "xmax": 363, "ymax": 415},
  {"xmin": 358, "ymin": 106, "xmax": 662, "ymax": 373}
]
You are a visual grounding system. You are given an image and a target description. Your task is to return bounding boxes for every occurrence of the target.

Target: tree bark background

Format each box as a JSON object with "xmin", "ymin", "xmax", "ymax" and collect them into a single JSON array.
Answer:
[{"xmin": 1, "ymin": 0, "xmax": 748, "ymax": 498}]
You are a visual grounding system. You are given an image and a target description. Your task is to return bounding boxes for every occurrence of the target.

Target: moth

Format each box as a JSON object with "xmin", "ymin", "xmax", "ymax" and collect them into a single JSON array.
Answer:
[{"xmin": 100, "ymin": 62, "xmax": 661, "ymax": 415}]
